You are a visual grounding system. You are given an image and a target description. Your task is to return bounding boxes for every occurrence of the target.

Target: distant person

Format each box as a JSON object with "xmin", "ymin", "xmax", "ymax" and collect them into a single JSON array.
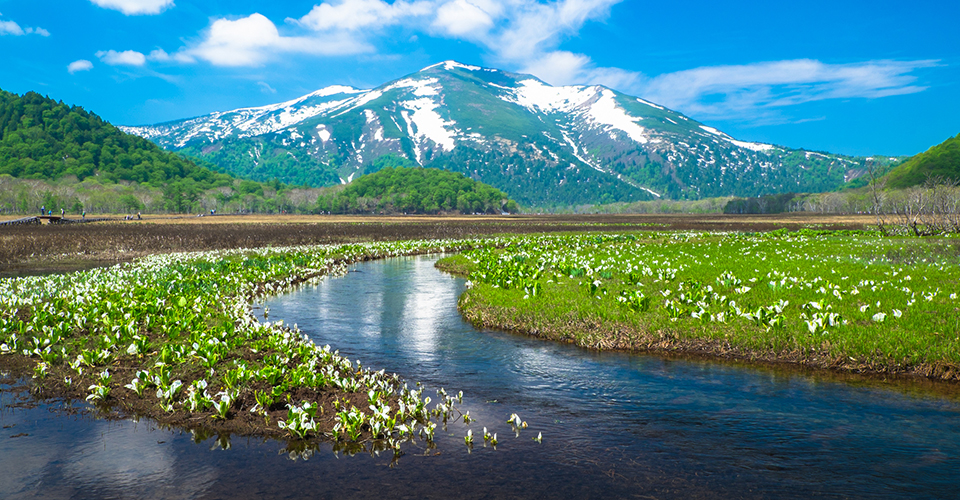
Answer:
[
  {"xmin": 60, "ymin": 208, "xmax": 64, "ymax": 217},
  {"xmin": 41, "ymin": 205, "xmax": 45, "ymax": 215},
  {"xmin": 137, "ymin": 212, "xmax": 141, "ymax": 220},
  {"xmin": 82, "ymin": 210, "xmax": 85, "ymax": 220}
]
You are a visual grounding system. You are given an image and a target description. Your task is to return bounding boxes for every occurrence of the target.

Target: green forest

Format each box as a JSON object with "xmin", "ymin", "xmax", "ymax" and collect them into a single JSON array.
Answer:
[
  {"xmin": 0, "ymin": 90, "xmax": 232, "ymax": 187},
  {"xmin": 884, "ymin": 133, "xmax": 960, "ymax": 188},
  {"xmin": 0, "ymin": 89, "xmax": 318, "ymax": 214},
  {"xmin": 315, "ymin": 166, "xmax": 520, "ymax": 214}
]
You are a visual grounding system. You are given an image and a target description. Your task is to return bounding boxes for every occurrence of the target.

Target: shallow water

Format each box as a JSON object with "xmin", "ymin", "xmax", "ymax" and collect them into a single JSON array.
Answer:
[{"xmin": 4, "ymin": 255, "xmax": 960, "ymax": 498}]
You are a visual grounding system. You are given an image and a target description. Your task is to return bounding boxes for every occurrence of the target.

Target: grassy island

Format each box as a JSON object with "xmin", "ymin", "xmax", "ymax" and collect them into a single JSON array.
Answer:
[{"xmin": 438, "ymin": 230, "xmax": 960, "ymax": 380}]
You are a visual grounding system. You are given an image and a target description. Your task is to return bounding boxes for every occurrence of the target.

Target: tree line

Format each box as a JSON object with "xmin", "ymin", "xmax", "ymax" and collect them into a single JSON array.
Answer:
[{"xmin": 315, "ymin": 166, "xmax": 520, "ymax": 214}]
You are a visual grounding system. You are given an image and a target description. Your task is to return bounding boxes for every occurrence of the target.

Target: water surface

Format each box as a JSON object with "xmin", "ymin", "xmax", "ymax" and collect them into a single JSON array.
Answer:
[{"xmin": 3, "ymin": 255, "xmax": 959, "ymax": 498}]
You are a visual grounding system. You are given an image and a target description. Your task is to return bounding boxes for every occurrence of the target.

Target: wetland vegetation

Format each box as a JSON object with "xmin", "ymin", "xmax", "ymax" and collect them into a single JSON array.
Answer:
[
  {"xmin": 0, "ymin": 240, "xmax": 483, "ymax": 456},
  {"xmin": 439, "ymin": 230, "xmax": 960, "ymax": 380},
  {"xmin": 2, "ymin": 216, "xmax": 959, "ymax": 461}
]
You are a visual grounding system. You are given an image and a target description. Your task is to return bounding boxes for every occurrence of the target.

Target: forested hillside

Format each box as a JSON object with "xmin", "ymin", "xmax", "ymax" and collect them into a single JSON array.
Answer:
[
  {"xmin": 884, "ymin": 133, "xmax": 960, "ymax": 188},
  {"xmin": 316, "ymin": 166, "xmax": 519, "ymax": 214},
  {"xmin": 0, "ymin": 89, "xmax": 318, "ymax": 214},
  {"xmin": 0, "ymin": 90, "xmax": 232, "ymax": 188}
]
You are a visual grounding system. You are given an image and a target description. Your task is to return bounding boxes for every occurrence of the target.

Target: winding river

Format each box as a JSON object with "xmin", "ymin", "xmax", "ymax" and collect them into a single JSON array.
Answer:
[{"xmin": 3, "ymin": 255, "xmax": 960, "ymax": 498}]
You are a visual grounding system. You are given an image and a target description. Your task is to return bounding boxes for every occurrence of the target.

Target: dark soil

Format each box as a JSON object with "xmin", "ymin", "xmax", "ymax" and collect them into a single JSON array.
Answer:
[{"xmin": 0, "ymin": 214, "xmax": 869, "ymax": 275}]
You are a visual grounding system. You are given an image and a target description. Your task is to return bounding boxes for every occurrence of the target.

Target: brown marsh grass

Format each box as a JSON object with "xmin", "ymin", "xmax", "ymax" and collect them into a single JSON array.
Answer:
[{"xmin": 0, "ymin": 213, "xmax": 872, "ymax": 276}]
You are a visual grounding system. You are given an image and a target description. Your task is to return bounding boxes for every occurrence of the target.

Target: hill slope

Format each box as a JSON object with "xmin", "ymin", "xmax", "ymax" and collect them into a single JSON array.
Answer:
[
  {"xmin": 885, "ymin": 133, "xmax": 960, "ymax": 188},
  {"xmin": 0, "ymin": 88, "xmax": 319, "ymax": 214},
  {"xmin": 316, "ymin": 165, "xmax": 519, "ymax": 214},
  {"xmin": 0, "ymin": 89, "xmax": 233, "ymax": 189},
  {"xmin": 123, "ymin": 61, "xmax": 895, "ymax": 206}
]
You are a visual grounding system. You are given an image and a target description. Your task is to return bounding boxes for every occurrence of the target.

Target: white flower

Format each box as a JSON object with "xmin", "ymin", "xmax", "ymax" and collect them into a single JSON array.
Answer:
[
  {"xmin": 892, "ymin": 309, "xmax": 902, "ymax": 318},
  {"xmin": 872, "ymin": 312, "xmax": 887, "ymax": 323}
]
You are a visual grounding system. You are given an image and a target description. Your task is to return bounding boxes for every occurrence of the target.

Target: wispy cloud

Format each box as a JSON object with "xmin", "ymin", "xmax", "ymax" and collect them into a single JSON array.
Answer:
[
  {"xmin": 68, "ymin": 59, "xmax": 94, "ymax": 73},
  {"xmin": 0, "ymin": 13, "xmax": 50, "ymax": 36},
  {"xmin": 257, "ymin": 81, "xmax": 277, "ymax": 94},
  {"xmin": 96, "ymin": 49, "xmax": 147, "ymax": 66},
  {"xmin": 96, "ymin": 1, "xmax": 937, "ymax": 125},
  {"xmin": 89, "ymin": 0, "xmax": 174, "ymax": 16},
  {"xmin": 295, "ymin": 0, "xmax": 433, "ymax": 31},
  {"xmin": 162, "ymin": 0, "xmax": 620, "ymax": 69},
  {"xmin": 635, "ymin": 59, "xmax": 938, "ymax": 122}
]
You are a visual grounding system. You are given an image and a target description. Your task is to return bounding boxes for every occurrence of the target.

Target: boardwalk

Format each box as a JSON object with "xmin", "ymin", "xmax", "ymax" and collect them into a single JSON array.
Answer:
[{"xmin": 0, "ymin": 215, "xmax": 111, "ymax": 226}]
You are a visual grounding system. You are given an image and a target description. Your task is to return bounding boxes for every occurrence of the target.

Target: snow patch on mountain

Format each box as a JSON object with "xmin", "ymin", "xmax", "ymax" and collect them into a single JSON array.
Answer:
[
  {"xmin": 316, "ymin": 125, "xmax": 331, "ymax": 143},
  {"xmin": 507, "ymin": 80, "xmax": 597, "ymax": 114},
  {"xmin": 389, "ymin": 77, "xmax": 440, "ymax": 96},
  {"xmin": 699, "ymin": 125, "xmax": 774, "ymax": 152},
  {"xmin": 423, "ymin": 60, "xmax": 483, "ymax": 72},
  {"xmin": 401, "ymin": 97, "xmax": 457, "ymax": 153},
  {"xmin": 588, "ymin": 90, "xmax": 648, "ymax": 144},
  {"xmin": 123, "ymin": 85, "xmax": 364, "ymax": 147},
  {"xmin": 637, "ymin": 98, "xmax": 664, "ymax": 110}
]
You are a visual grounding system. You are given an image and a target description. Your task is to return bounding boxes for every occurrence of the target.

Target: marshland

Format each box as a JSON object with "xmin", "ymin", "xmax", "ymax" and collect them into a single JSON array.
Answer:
[{"xmin": 2, "ymin": 215, "xmax": 960, "ymax": 498}]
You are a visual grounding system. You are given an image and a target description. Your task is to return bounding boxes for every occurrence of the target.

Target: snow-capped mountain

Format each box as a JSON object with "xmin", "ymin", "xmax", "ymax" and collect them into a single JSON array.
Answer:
[{"xmin": 122, "ymin": 61, "xmax": 880, "ymax": 206}]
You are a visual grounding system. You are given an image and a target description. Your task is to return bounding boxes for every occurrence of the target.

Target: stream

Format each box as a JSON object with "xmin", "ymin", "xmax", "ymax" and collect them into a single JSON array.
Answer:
[{"xmin": 3, "ymin": 255, "xmax": 960, "ymax": 498}]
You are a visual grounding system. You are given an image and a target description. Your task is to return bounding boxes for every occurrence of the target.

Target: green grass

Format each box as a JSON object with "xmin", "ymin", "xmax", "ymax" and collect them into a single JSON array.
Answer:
[
  {"xmin": 0, "ymin": 240, "xmax": 472, "ymax": 448},
  {"xmin": 441, "ymin": 231, "xmax": 960, "ymax": 377}
]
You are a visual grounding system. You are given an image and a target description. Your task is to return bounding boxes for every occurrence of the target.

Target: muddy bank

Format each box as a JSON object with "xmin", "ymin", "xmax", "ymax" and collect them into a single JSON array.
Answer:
[
  {"xmin": 456, "ymin": 296, "xmax": 960, "ymax": 384},
  {"xmin": 435, "ymin": 260, "xmax": 960, "ymax": 386}
]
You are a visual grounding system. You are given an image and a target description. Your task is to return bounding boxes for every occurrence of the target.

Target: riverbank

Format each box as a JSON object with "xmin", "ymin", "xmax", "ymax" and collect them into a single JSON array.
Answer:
[
  {"xmin": 0, "ymin": 241, "xmax": 474, "ymax": 448},
  {"xmin": 437, "ymin": 231, "xmax": 960, "ymax": 382}
]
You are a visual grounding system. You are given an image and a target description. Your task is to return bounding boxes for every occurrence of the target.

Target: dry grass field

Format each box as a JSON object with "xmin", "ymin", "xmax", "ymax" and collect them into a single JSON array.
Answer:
[{"xmin": 0, "ymin": 212, "xmax": 874, "ymax": 277}]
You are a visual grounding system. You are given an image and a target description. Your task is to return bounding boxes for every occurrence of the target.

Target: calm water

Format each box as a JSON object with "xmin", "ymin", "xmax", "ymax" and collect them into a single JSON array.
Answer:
[{"xmin": 3, "ymin": 255, "xmax": 960, "ymax": 498}]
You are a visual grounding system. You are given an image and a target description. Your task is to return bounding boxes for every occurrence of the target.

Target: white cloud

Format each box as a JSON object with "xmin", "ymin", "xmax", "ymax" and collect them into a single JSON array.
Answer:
[
  {"xmin": 68, "ymin": 59, "xmax": 94, "ymax": 73},
  {"xmin": 114, "ymin": 1, "xmax": 938, "ymax": 126},
  {"xmin": 520, "ymin": 50, "xmax": 641, "ymax": 91},
  {"xmin": 89, "ymin": 0, "xmax": 174, "ymax": 15},
  {"xmin": 433, "ymin": 0, "xmax": 495, "ymax": 36},
  {"xmin": 96, "ymin": 49, "xmax": 147, "ymax": 66},
  {"xmin": 147, "ymin": 48, "xmax": 193, "ymax": 63},
  {"xmin": 517, "ymin": 52, "xmax": 935, "ymax": 124},
  {"xmin": 131, "ymin": 1, "xmax": 617, "ymax": 70},
  {"xmin": 0, "ymin": 19, "xmax": 22, "ymax": 36},
  {"xmin": 520, "ymin": 51, "xmax": 591, "ymax": 85},
  {"xmin": 636, "ymin": 59, "xmax": 938, "ymax": 121},
  {"xmin": 491, "ymin": 0, "xmax": 620, "ymax": 62},
  {"xmin": 147, "ymin": 48, "xmax": 171, "ymax": 61},
  {"xmin": 0, "ymin": 15, "xmax": 50, "ymax": 36},
  {"xmin": 291, "ymin": 0, "xmax": 616, "ymax": 61},
  {"xmin": 187, "ymin": 13, "xmax": 372, "ymax": 67},
  {"xmin": 297, "ymin": 0, "xmax": 432, "ymax": 31},
  {"xmin": 520, "ymin": 54, "xmax": 935, "ymax": 123}
]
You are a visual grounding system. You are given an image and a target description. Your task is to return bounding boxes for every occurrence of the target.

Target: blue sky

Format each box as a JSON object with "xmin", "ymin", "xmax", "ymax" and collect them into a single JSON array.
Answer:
[{"xmin": 1, "ymin": 0, "xmax": 957, "ymax": 156}]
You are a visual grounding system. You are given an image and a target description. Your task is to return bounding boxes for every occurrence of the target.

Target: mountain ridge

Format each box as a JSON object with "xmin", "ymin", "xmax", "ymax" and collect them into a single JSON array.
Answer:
[
  {"xmin": 122, "ymin": 60, "xmax": 897, "ymax": 206},
  {"xmin": 883, "ymin": 133, "xmax": 960, "ymax": 188}
]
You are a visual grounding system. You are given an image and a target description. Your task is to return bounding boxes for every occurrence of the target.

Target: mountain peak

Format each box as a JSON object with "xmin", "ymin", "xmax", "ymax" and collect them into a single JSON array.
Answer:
[
  {"xmin": 122, "ymin": 61, "xmax": 883, "ymax": 206},
  {"xmin": 420, "ymin": 60, "xmax": 485, "ymax": 72}
]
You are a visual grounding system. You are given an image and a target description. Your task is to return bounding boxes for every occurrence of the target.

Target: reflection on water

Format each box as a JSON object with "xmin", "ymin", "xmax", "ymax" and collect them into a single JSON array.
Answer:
[{"xmin": 3, "ymin": 255, "xmax": 960, "ymax": 499}]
